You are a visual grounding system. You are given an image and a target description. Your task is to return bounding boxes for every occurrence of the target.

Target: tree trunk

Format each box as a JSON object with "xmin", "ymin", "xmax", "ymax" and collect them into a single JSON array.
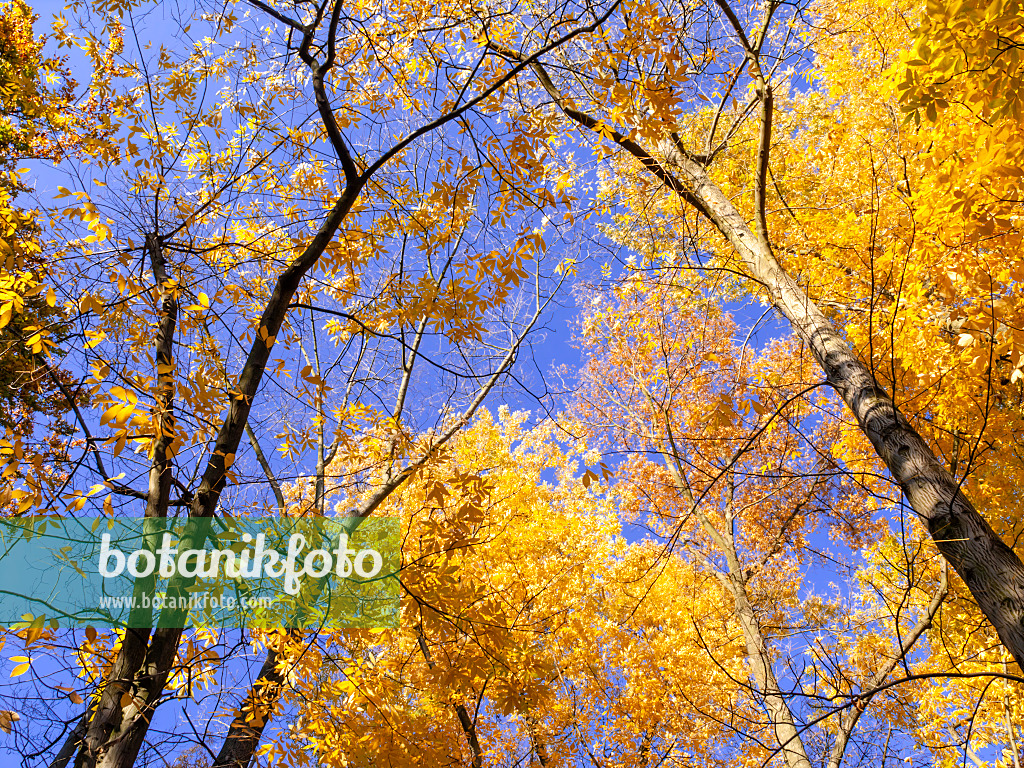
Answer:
[
  {"xmin": 499, "ymin": 31, "xmax": 1024, "ymax": 669},
  {"xmin": 660, "ymin": 143, "xmax": 1024, "ymax": 669}
]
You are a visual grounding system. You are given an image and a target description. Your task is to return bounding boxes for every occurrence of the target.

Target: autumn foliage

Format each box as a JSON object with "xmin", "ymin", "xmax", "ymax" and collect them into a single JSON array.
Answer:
[{"xmin": 0, "ymin": 0, "xmax": 1021, "ymax": 766}]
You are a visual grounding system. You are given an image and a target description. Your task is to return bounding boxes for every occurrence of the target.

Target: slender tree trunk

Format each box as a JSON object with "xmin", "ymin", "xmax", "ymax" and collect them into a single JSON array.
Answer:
[
  {"xmin": 826, "ymin": 566, "xmax": 947, "ymax": 768},
  {"xmin": 660, "ymin": 143, "xmax": 1024, "ymax": 669},
  {"xmin": 78, "ymin": 233, "xmax": 179, "ymax": 768},
  {"xmin": 492, "ymin": 13, "xmax": 1024, "ymax": 668},
  {"xmin": 212, "ymin": 644, "xmax": 289, "ymax": 768},
  {"xmin": 690, "ymin": 498, "xmax": 814, "ymax": 768},
  {"xmin": 658, "ymin": 431, "xmax": 813, "ymax": 768},
  {"xmin": 719, "ymin": 569, "xmax": 812, "ymax": 768}
]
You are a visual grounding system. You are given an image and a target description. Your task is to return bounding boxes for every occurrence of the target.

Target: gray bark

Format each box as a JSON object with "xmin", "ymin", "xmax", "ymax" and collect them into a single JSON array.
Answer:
[
  {"xmin": 662, "ymin": 143, "xmax": 1024, "ymax": 669},
  {"xmin": 502, "ymin": 34, "xmax": 1024, "ymax": 670}
]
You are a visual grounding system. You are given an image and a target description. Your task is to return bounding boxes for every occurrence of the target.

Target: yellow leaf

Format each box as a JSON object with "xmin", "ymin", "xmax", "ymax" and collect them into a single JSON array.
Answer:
[{"xmin": 9, "ymin": 656, "xmax": 30, "ymax": 677}]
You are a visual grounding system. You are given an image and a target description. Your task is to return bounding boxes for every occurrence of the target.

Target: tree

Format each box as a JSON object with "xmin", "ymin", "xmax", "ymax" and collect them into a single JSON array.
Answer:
[
  {"xmin": 248, "ymin": 408, "xmax": 765, "ymax": 767},
  {"xmin": 3, "ymin": 0, "xmax": 1024, "ymax": 765},
  {"xmin": 480, "ymin": 0, "xmax": 1024, "ymax": 670},
  {"xmin": 570, "ymin": 270, "xmax": 960, "ymax": 768},
  {"xmin": 0, "ymin": 0, "xmax": 612, "ymax": 765},
  {"xmin": 0, "ymin": 0, "xmax": 121, "ymax": 499},
  {"xmin": 247, "ymin": 287, "xmax": 999, "ymax": 767}
]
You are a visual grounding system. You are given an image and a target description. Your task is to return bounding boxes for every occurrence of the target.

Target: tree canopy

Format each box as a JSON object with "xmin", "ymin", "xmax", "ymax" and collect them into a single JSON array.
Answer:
[{"xmin": 0, "ymin": 0, "xmax": 1023, "ymax": 766}]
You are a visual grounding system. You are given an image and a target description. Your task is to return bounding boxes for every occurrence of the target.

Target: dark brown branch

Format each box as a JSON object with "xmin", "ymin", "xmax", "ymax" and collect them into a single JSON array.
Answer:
[
  {"xmin": 360, "ymin": 3, "xmax": 625, "ymax": 183},
  {"xmin": 484, "ymin": 38, "xmax": 711, "ymax": 221},
  {"xmin": 78, "ymin": 233, "xmax": 179, "ymax": 768},
  {"xmin": 211, "ymin": 641, "xmax": 291, "ymax": 768},
  {"xmin": 43, "ymin": 366, "xmax": 147, "ymax": 500},
  {"xmin": 711, "ymin": 0, "xmax": 772, "ymax": 242},
  {"xmin": 244, "ymin": 422, "xmax": 285, "ymax": 511},
  {"xmin": 417, "ymin": 626, "xmax": 484, "ymax": 768},
  {"xmin": 297, "ymin": 1, "xmax": 360, "ymax": 185},
  {"xmin": 245, "ymin": 0, "xmax": 309, "ymax": 33},
  {"xmin": 752, "ymin": 85, "xmax": 773, "ymax": 244}
]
